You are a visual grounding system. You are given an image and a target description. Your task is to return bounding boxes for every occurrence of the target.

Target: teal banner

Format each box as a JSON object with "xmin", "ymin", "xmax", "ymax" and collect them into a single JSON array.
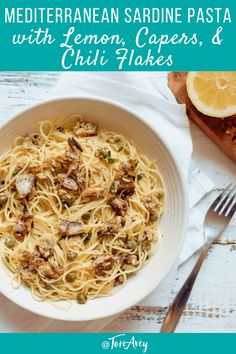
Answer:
[
  {"xmin": 0, "ymin": 333, "xmax": 236, "ymax": 354},
  {"xmin": 0, "ymin": 0, "xmax": 235, "ymax": 70}
]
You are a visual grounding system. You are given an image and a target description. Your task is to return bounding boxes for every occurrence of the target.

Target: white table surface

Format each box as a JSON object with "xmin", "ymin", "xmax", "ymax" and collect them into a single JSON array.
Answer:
[{"xmin": 0, "ymin": 72, "xmax": 235, "ymax": 333}]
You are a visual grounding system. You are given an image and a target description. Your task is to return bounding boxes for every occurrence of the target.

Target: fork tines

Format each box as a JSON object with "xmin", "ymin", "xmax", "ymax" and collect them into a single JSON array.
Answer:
[{"xmin": 211, "ymin": 184, "xmax": 236, "ymax": 217}]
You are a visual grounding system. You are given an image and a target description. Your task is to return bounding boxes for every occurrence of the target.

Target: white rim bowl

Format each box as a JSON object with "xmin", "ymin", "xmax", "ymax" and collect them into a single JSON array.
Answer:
[{"xmin": 0, "ymin": 98, "xmax": 188, "ymax": 321}]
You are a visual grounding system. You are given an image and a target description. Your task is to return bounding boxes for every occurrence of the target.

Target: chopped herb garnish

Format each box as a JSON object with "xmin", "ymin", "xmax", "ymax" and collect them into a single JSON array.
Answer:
[
  {"xmin": 60, "ymin": 193, "xmax": 75, "ymax": 207},
  {"xmin": 107, "ymin": 158, "xmax": 117, "ymax": 164},
  {"xmin": 12, "ymin": 166, "xmax": 22, "ymax": 177},
  {"xmin": 97, "ymin": 148, "xmax": 116, "ymax": 164},
  {"xmin": 137, "ymin": 173, "xmax": 144, "ymax": 181},
  {"xmin": 97, "ymin": 147, "xmax": 111, "ymax": 159},
  {"xmin": 113, "ymin": 138, "xmax": 124, "ymax": 152}
]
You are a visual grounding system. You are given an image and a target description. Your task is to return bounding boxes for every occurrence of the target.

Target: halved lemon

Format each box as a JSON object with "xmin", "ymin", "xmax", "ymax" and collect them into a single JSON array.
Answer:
[{"xmin": 186, "ymin": 72, "xmax": 236, "ymax": 118}]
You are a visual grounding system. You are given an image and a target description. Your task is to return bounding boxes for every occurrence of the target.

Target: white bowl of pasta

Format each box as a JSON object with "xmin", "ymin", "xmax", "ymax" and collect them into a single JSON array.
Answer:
[{"xmin": 0, "ymin": 98, "xmax": 188, "ymax": 321}]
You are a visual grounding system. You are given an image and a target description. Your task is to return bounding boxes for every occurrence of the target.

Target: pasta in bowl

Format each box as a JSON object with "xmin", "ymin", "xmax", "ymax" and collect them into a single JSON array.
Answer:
[
  {"xmin": 0, "ymin": 118, "xmax": 164, "ymax": 303},
  {"xmin": 0, "ymin": 98, "xmax": 187, "ymax": 320}
]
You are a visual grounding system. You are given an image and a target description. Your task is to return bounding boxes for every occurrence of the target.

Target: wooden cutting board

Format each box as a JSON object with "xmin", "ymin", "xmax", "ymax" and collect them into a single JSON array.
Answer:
[{"xmin": 168, "ymin": 72, "xmax": 236, "ymax": 163}]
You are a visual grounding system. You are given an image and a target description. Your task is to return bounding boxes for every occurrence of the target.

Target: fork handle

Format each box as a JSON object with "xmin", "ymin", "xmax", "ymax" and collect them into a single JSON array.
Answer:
[{"xmin": 160, "ymin": 243, "xmax": 211, "ymax": 333}]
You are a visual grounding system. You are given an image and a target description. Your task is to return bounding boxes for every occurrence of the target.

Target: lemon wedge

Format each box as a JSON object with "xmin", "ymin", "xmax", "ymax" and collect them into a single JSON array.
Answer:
[{"xmin": 186, "ymin": 72, "xmax": 236, "ymax": 118}]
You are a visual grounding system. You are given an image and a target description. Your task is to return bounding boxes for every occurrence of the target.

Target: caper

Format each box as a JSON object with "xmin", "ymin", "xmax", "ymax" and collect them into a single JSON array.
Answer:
[
  {"xmin": 5, "ymin": 237, "xmax": 15, "ymax": 249},
  {"xmin": 67, "ymin": 251, "xmax": 78, "ymax": 261},
  {"xmin": 157, "ymin": 191, "xmax": 164, "ymax": 199},
  {"xmin": 149, "ymin": 214, "xmax": 159, "ymax": 222},
  {"xmin": 77, "ymin": 293, "xmax": 87, "ymax": 304},
  {"xmin": 127, "ymin": 240, "xmax": 137, "ymax": 250},
  {"xmin": 61, "ymin": 194, "xmax": 75, "ymax": 207},
  {"xmin": 65, "ymin": 271, "xmax": 77, "ymax": 283}
]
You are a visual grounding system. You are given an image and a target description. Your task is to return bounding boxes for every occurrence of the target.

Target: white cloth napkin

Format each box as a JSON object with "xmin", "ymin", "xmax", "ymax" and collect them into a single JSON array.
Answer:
[{"xmin": 53, "ymin": 72, "xmax": 215, "ymax": 329}]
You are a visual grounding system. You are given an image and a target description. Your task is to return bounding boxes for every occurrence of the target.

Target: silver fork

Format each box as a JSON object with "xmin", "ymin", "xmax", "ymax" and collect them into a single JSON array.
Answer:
[{"xmin": 161, "ymin": 183, "xmax": 236, "ymax": 333}]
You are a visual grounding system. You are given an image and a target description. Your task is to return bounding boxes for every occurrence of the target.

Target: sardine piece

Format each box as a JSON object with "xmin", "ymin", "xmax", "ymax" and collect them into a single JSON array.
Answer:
[
  {"xmin": 16, "ymin": 174, "xmax": 35, "ymax": 199},
  {"xmin": 58, "ymin": 220, "xmax": 83, "ymax": 237},
  {"xmin": 56, "ymin": 174, "xmax": 78, "ymax": 191},
  {"xmin": 73, "ymin": 119, "xmax": 98, "ymax": 138},
  {"xmin": 68, "ymin": 137, "xmax": 83, "ymax": 152},
  {"xmin": 108, "ymin": 197, "xmax": 128, "ymax": 216},
  {"xmin": 81, "ymin": 187, "xmax": 106, "ymax": 202}
]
